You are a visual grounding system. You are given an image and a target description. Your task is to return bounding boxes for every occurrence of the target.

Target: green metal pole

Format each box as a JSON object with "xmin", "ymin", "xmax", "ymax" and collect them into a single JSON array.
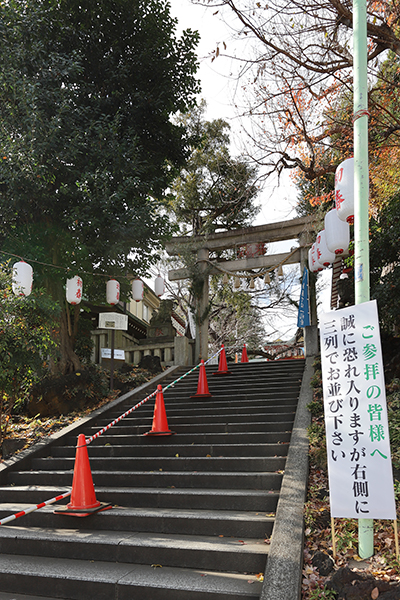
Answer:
[{"xmin": 353, "ymin": 0, "xmax": 373, "ymax": 559}]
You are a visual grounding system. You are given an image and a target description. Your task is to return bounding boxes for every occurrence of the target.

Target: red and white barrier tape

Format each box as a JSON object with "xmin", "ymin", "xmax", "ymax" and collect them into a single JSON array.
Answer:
[
  {"xmin": 85, "ymin": 348, "xmax": 222, "ymax": 446},
  {"xmin": 85, "ymin": 390, "xmax": 158, "ymax": 445},
  {"xmin": 0, "ymin": 490, "xmax": 71, "ymax": 527},
  {"xmin": 0, "ymin": 348, "xmax": 225, "ymax": 527}
]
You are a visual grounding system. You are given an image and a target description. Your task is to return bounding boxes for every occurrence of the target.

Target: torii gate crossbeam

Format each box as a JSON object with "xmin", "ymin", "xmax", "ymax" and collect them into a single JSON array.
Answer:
[{"xmin": 166, "ymin": 216, "xmax": 317, "ymax": 362}]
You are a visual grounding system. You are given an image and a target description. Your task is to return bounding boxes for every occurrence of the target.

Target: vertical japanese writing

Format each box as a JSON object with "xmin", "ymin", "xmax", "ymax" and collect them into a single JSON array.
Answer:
[{"xmin": 319, "ymin": 301, "xmax": 395, "ymax": 519}]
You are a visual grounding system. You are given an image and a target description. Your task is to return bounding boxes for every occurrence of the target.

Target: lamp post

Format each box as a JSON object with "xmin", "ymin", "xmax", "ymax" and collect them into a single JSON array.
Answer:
[{"xmin": 353, "ymin": 0, "xmax": 373, "ymax": 559}]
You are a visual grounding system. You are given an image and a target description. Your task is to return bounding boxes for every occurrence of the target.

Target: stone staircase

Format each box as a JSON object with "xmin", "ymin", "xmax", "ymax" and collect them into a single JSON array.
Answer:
[{"xmin": 0, "ymin": 359, "xmax": 306, "ymax": 600}]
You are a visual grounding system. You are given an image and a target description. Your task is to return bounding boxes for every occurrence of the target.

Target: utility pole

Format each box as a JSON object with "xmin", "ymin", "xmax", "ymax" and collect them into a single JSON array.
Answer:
[{"xmin": 353, "ymin": 0, "xmax": 373, "ymax": 559}]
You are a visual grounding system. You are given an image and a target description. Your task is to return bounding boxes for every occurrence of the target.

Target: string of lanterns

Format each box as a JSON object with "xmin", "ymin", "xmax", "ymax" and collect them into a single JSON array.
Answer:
[
  {"xmin": 309, "ymin": 157, "xmax": 353, "ymax": 273},
  {"xmin": 9, "ymin": 259, "xmax": 165, "ymax": 305}
]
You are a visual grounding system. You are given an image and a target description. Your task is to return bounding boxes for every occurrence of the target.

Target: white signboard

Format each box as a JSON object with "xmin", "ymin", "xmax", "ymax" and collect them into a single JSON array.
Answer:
[
  {"xmin": 98, "ymin": 312, "xmax": 128, "ymax": 331},
  {"xmin": 101, "ymin": 348, "xmax": 125, "ymax": 360},
  {"xmin": 319, "ymin": 300, "xmax": 395, "ymax": 519}
]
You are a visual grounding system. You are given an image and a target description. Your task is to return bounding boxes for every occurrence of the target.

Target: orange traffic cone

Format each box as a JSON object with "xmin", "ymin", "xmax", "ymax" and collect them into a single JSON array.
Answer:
[
  {"xmin": 241, "ymin": 343, "xmax": 249, "ymax": 363},
  {"xmin": 212, "ymin": 344, "xmax": 232, "ymax": 376},
  {"xmin": 144, "ymin": 385, "xmax": 175, "ymax": 436},
  {"xmin": 191, "ymin": 360, "xmax": 212, "ymax": 398},
  {"xmin": 235, "ymin": 353, "xmax": 238, "ymax": 363},
  {"xmin": 54, "ymin": 434, "xmax": 112, "ymax": 517}
]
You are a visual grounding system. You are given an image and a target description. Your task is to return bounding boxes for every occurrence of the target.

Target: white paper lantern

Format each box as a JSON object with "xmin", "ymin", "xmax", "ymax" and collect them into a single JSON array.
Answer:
[
  {"xmin": 308, "ymin": 245, "xmax": 319, "ymax": 272},
  {"xmin": 106, "ymin": 279, "xmax": 120, "ymax": 305},
  {"xmin": 335, "ymin": 157, "xmax": 354, "ymax": 223},
  {"xmin": 132, "ymin": 278, "xmax": 144, "ymax": 302},
  {"xmin": 315, "ymin": 229, "xmax": 336, "ymax": 267},
  {"xmin": 66, "ymin": 275, "xmax": 83, "ymax": 305},
  {"xmin": 324, "ymin": 208, "xmax": 350, "ymax": 255},
  {"xmin": 12, "ymin": 261, "xmax": 33, "ymax": 296},
  {"xmin": 309, "ymin": 243, "xmax": 323, "ymax": 272},
  {"xmin": 154, "ymin": 275, "xmax": 165, "ymax": 298}
]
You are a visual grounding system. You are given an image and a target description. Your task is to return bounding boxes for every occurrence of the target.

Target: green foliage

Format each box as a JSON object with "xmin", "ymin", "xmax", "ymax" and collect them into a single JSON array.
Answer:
[
  {"xmin": 0, "ymin": 263, "xmax": 60, "ymax": 441},
  {"xmin": 308, "ymin": 585, "xmax": 337, "ymax": 600},
  {"xmin": 386, "ymin": 379, "xmax": 400, "ymax": 470},
  {"xmin": 0, "ymin": 0, "xmax": 200, "ymax": 371},
  {"xmin": 333, "ymin": 519, "xmax": 358, "ymax": 553},
  {"xmin": 307, "ymin": 421, "xmax": 327, "ymax": 470},
  {"xmin": 307, "ymin": 398, "xmax": 324, "ymax": 417},
  {"xmin": 370, "ymin": 192, "xmax": 400, "ymax": 333},
  {"xmin": 171, "ymin": 102, "xmax": 260, "ymax": 236},
  {"xmin": 58, "ymin": 365, "xmax": 109, "ymax": 404}
]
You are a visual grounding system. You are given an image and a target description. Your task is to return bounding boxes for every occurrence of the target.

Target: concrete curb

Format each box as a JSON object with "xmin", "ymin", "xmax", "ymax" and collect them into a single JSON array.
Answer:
[
  {"xmin": 0, "ymin": 365, "xmax": 182, "ymax": 484},
  {"xmin": 260, "ymin": 356, "xmax": 314, "ymax": 600}
]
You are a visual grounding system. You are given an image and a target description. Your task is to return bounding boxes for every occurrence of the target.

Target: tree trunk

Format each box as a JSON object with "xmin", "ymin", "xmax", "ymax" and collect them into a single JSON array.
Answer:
[{"xmin": 58, "ymin": 306, "xmax": 81, "ymax": 375}]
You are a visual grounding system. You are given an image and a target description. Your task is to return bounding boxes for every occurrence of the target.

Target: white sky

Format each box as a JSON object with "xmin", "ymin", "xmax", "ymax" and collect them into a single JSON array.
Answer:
[
  {"xmin": 169, "ymin": 0, "xmax": 300, "ymax": 225},
  {"xmin": 167, "ymin": 0, "xmax": 332, "ymax": 324}
]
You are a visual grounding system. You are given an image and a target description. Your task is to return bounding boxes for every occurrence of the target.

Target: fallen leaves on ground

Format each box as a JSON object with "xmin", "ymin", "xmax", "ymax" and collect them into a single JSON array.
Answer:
[{"xmin": 302, "ymin": 465, "xmax": 400, "ymax": 599}]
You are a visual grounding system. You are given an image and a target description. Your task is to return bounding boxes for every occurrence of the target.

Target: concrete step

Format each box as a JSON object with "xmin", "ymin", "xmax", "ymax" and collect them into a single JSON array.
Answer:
[
  {"xmin": 98, "ymin": 402, "xmax": 298, "ymax": 421},
  {"xmin": 93, "ymin": 410, "xmax": 296, "ymax": 427},
  {"xmin": 0, "ymin": 486, "xmax": 280, "ymax": 511},
  {"xmin": 0, "ymin": 358, "xmax": 305, "ymax": 599},
  {"xmin": 50, "ymin": 442, "xmax": 289, "ymax": 458},
  {"xmin": 0, "ymin": 524, "xmax": 269, "ymax": 572},
  {"xmin": 0, "ymin": 505, "xmax": 275, "ymax": 538},
  {"xmin": 8, "ymin": 470, "xmax": 283, "ymax": 489},
  {"xmin": 81, "ymin": 431, "xmax": 292, "ymax": 446},
  {"xmin": 0, "ymin": 554, "xmax": 263, "ymax": 599},
  {"xmin": 31, "ymin": 455, "xmax": 287, "ymax": 472},
  {"xmin": 102, "ymin": 398, "xmax": 298, "ymax": 418},
  {"xmin": 81, "ymin": 420, "xmax": 294, "ymax": 436}
]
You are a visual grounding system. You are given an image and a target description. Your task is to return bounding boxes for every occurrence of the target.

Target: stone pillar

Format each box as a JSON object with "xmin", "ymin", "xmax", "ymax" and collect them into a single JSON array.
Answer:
[
  {"xmin": 164, "ymin": 347, "xmax": 173, "ymax": 363},
  {"xmin": 174, "ymin": 336, "xmax": 192, "ymax": 366}
]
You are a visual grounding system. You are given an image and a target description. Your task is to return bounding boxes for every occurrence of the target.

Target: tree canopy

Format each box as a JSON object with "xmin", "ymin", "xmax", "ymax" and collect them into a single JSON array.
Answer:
[
  {"xmin": 205, "ymin": 0, "xmax": 400, "ymax": 186},
  {"xmin": 0, "ymin": 0, "xmax": 200, "ymax": 372},
  {"xmin": 170, "ymin": 103, "xmax": 260, "ymax": 235}
]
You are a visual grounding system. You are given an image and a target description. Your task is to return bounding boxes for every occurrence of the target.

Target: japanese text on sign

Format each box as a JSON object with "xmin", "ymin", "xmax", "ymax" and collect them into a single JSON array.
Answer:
[{"xmin": 319, "ymin": 300, "xmax": 395, "ymax": 519}]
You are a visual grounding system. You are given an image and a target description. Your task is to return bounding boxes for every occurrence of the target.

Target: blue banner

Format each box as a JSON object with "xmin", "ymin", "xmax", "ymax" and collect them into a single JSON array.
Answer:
[{"xmin": 297, "ymin": 267, "xmax": 311, "ymax": 327}]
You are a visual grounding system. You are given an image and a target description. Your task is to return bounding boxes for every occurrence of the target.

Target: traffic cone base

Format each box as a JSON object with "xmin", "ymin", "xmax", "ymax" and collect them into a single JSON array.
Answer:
[
  {"xmin": 144, "ymin": 430, "xmax": 176, "ymax": 436},
  {"xmin": 54, "ymin": 434, "xmax": 112, "ymax": 517},
  {"xmin": 212, "ymin": 370, "xmax": 232, "ymax": 376},
  {"xmin": 144, "ymin": 385, "xmax": 175, "ymax": 436},
  {"xmin": 191, "ymin": 359, "xmax": 212, "ymax": 398},
  {"xmin": 54, "ymin": 503, "xmax": 112, "ymax": 517}
]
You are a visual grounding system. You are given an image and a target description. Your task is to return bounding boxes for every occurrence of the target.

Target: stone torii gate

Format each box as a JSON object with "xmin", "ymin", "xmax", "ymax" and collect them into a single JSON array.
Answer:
[{"xmin": 165, "ymin": 215, "xmax": 318, "ymax": 362}]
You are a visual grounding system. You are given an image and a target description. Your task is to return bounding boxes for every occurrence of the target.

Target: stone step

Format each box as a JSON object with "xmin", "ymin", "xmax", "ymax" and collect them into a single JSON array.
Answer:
[
  {"xmin": 50, "ymin": 442, "xmax": 289, "ymax": 458},
  {"xmin": 102, "ymin": 398, "xmax": 298, "ymax": 418},
  {"xmin": 81, "ymin": 431, "xmax": 292, "ymax": 446},
  {"xmin": 0, "ymin": 358, "xmax": 305, "ymax": 599},
  {"xmin": 31, "ymin": 455, "xmax": 286, "ymax": 473},
  {"xmin": 8, "ymin": 470, "xmax": 283, "ymax": 490},
  {"xmin": 0, "ymin": 486, "xmax": 280, "ymax": 511},
  {"xmin": 81, "ymin": 420, "xmax": 294, "ymax": 436},
  {"xmin": 0, "ymin": 521, "xmax": 270, "ymax": 572},
  {"xmin": 93, "ymin": 410, "xmax": 296, "ymax": 427},
  {"xmin": 0, "ymin": 505, "xmax": 275, "ymax": 538},
  {"xmin": 0, "ymin": 554, "xmax": 263, "ymax": 599}
]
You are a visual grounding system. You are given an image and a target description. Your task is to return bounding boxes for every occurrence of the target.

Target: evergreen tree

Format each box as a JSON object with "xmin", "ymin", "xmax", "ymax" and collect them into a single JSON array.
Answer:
[{"xmin": 0, "ymin": 0, "xmax": 200, "ymax": 373}]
